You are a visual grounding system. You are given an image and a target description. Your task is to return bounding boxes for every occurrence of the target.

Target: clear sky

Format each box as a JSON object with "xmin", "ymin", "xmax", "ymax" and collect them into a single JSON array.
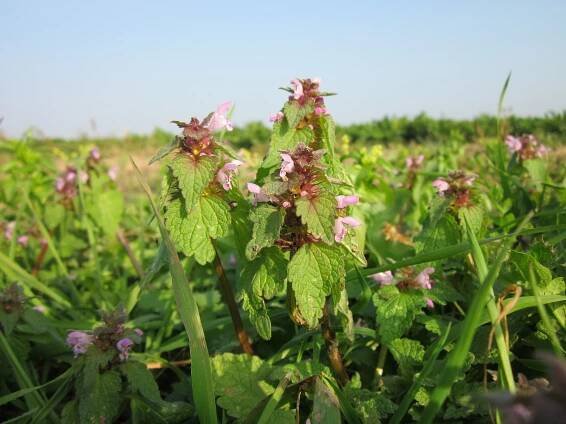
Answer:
[{"xmin": 1, "ymin": 1, "xmax": 565, "ymax": 138}]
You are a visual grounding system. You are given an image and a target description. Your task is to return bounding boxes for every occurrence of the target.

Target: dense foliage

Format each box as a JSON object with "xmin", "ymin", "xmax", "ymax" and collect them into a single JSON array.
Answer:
[{"xmin": 0, "ymin": 79, "xmax": 565, "ymax": 423}]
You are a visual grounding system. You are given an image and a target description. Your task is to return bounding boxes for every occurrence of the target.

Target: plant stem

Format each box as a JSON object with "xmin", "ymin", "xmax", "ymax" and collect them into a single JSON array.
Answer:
[
  {"xmin": 321, "ymin": 300, "xmax": 349, "ymax": 385},
  {"xmin": 116, "ymin": 228, "xmax": 145, "ymax": 278},
  {"xmin": 212, "ymin": 246, "xmax": 254, "ymax": 355}
]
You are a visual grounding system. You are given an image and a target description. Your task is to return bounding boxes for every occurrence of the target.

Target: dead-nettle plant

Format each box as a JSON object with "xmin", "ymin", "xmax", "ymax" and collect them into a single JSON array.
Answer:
[{"xmin": 151, "ymin": 78, "xmax": 366, "ymax": 375}]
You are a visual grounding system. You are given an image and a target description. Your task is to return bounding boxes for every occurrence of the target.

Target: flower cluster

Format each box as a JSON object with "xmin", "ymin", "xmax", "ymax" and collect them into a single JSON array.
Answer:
[
  {"xmin": 55, "ymin": 166, "xmax": 88, "ymax": 202},
  {"xmin": 432, "ymin": 170, "xmax": 476, "ymax": 208},
  {"xmin": 173, "ymin": 102, "xmax": 233, "ymax": 159},
  {"xmin": 66, "ymin": 309, "xmax": 143, "ymax": 361},
  {"xmin": 2, "ymin": 221, "xmax": 30, "ymax": 246},
  {"xmin": 371, "ymin": 267, "xmax": 436, "ymax": 308},
  {"xmin": 406, "ymin": 154, "xmax": 424, "ymax": 172},
  {"xmin": 289, "ymin": 78, "xmax": 327, "ymax": 114},
  {"xmin": 505, "ymin": 134, "xmax": 549, "ymax": 161},
  {"xmin": 0, "ymin": 284, "xmax": 27, "ymax": 315}
]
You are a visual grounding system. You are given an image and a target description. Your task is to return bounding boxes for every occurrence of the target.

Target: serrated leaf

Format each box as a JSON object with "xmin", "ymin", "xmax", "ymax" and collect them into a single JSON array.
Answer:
[
  {"xmin": 149, "ymin": 138, "xmax": 179, "ymax": 164},
  {"xmin": 240, "ymin": 247, "xmax": 288, "ymax": 340},
  {"xmin": 121, "ymin": 360, "xmax": 161, "ymax": 403},
  {"xmin": 295, "ymin": 191, "xmax": 336, "ymax": 244},
  {"xmin": 78, "ymin": 370, "xmax": 122, "ymax": 424},
  {"xmin": 211, "ymin": 353, "xmax": 274, "ymax": 418},
  {"xmin": 246, "ymin": 204, "xmax": 285, "ymax": 260},
  {"xmin": 318, "ymin": 115, "xmax": 349, "ymax": 181},
  {"xmin": 388, "ymin": 338, "xmax": 425, "ymax": 376},
  {"xmin": 373, "ymin": 287, "xmax": 424, "ymax": 343},
  {"xmin": 345, "ymin": 385, "xmax": 397, "ymax": 424},
  {"xmin": 288, "ymin": 243, "xmax": 345, "ymax": 328},
  {"xmin": 165, "ymin": 195, "xmax": 230, "ymax": 265},
  {"xmin": 169, "ymin": 154, "xmax": 218, "ymax": 213}
]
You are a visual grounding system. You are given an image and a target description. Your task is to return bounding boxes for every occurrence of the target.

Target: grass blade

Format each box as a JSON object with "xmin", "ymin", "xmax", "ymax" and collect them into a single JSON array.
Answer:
[
  {"xmin": 528, "ymin": 263, "xmax": 564, "ymax": 357},
  {"xmin": 257, "ymin": 372, "xmax": 293, "ymax": 424},
  {"xmin": 0, "ymin": 252, "xmax": 71, "ymax": 308},
  {"xmin": 463, "ymin": 212, "xmax": 516, "ymax": 392},
  {"xmin": 389, "ymin": 323, "xmax": 452, "ymax": 424},
  {"xmin": 420, "ymin": 212, "xmax": 533, "ymax": 423},
  {"xmin": 354, "ymin": 224, "xmax": 565, "ymax": 280},
  {"xmin": 131, "ymin": 157, "xmax": 218, "ymax": 424}
]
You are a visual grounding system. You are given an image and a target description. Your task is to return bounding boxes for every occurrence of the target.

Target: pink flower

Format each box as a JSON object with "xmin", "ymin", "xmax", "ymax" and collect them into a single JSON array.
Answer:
[
  {"xmin": 406, "ymin": 155, "xmax": 424, "ymax": 170},
  {"xmin": 505, "ymin": 135, "xmax": 522, "ymax": 153},
  {"xmin": 269, "ymin": 111, "xmax": 284, "ymax": 123},
  {"xmin": 432, "ymin": 178, "xmax": 450, "ymax": 195},
  {"xmin": 4, "ymin": 221, "xmax": 15, "ymax": 240},
  {"xmin": 336, "ymin": 195, "xmax": 359, "ymax": 209},
  {"xmin": 536, "ymin": 144, "xmax": 550, "ymax": 157},
  {"xmin": 79, "ymin": 171, "xmax": 89, "ymax": 184},
  {"xmin": 216, "ymin": 160, "xmax": 243, "ymax": 191},
  {"xmin": 65, "ymin": 169, "xmax": 77, "ymax": 183},
  {"xmin": 89, "ymin": 147, "xmax": 101, "ymax": 161},
  {"xmin": 206, "ymin": 101, "xmax": 234, "ymax": 132},
  {"xmin": 134, "ymin": 328, "xmax": 143, "ymax": 337},
  {"xmin": 33, "ymin": 305, "xmax": 47, "ymax": 314},
  {"xmin": 415, "ymin": 267, "xmax": 435, "ymax": 290},
  {"xmin": 314, "ymin": 106, "xmax": 327, "ymax": 116},
  {"xmin": 311, "ymin": 77, "xmax": 321, "ymax": 85},
  {"xmin": 107, "ymin": 165, "xmax": 118, "ymax": 181},
  {"xmin": 425, "ymin": 298, "xmax": 434, "ymax": 309},
  {"xmin": 371, "ymin": 271, "xmax": 394, "ymax": 285},
  {"xmin": 67, "ymin": 331, "xmax": 94, "ymax": 357},
  {"xmin": 282, "ymin": 201, "xmax": 291, "ymax": 208},
  {"xmin": 290, "ymin": 79, "xmax": 304, "ymax": 100},
  {"xmin": 55, "ymin": 177, "xmax": 65, "ymax": 192},
  {"xmin": 247, "ymin": 182, "xmax": 269, "ymax": 205},
  {"xmin": 116, "ymin": 338, "xmax": 134, "ymax": 361},
  {"xmin": 334, "ymin": 216, "xmax": 361, "ymax": 242},
  {"xmin": 279, "ymin": 153, "xmax": 295, "ymax": 181},
  {"xmin": 17, "ymin": 235, "xmax": 29, "ymax": 247}
]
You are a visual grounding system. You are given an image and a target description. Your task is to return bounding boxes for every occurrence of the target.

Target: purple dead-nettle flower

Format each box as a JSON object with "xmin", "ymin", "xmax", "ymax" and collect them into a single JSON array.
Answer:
[
  {"xmin": 415, "ymin": 267, "xmax": 435, "ymax": 290},
  {"xmin": 314, "ymin": 106, "xmax": 327, "ymax": 116},
  {"xmin": 33, "ymin": 305, "xmax": 47, "ymax": 314},
  {"xmin": 432, "ymin": 178, "xmax": 450, "ymax": 195},
  {"xmin": 247, "ymin": 182, "xmax": 269, "ymax": 205},
  {"xmin": 425, "ymin": 298, "xmax": 434, "ymax": 309},
  {"xmin": 4, "ymin": 221, "xmax": 15, "ymax": 240},
  {"xmin": 269, "ymin": 111, "xmax": 284, "ymax": 123},
  {"xmin": 17, "ymin": 235, "xmax": 29, "ymax": 247},
  {"xmin": 406, "ymin": 154, "xmax": 424, "ymax": 171},
  {"xmin": 334, "ymin": 216, "xmax": 361, "ymax": 243},
  {"xmin": 505, "ymin": 135, "xmax": 522, "ymax": 153},
  {"xmin": 282, "ymin": 200, "xmax": 292, "ymax": 208},
  {"xmin": 336, "ymin": 195, "xmax": 359, "ymax": 209},
  {"xmin": 89, "ymin": 147, "xmax": 101, "ymax": 162},
  {"xmin": 79, "ymin": 171, "xmax": 89, "ymax": 184},
  {"xmin": 107, "ymin": 165, "xmax": 118, "ymax": 181},
  {"xmin": 290, "ymin": 79, "xmax": 304, "ymax": 100},
  {"xmin": 279, "ymin": 153, "xmax": 295, "ymax": 181},
  {"xmin": 116, "ymin": 338, "xmax": 134, "ymax": 361},
  {"xmin": 134, "ymin": 328, "xmax": 143, "ymax": 337},
  {"xmin": 505, "ymin": 134, "xmax": 550, "ymax": 160},
  {"xmin": 371, "ymin": 270, "xmax": 394, "ymax": 285},
  {"xmin": 67, "ymin": 331, "xmax": 94, "ymax": 357},
  {"xmin": 206, "ymin": 101, "xmax": 234, "ymax": 132},
  {"xmin": 216, "ymin": 159, "xmax": 243, "ymax": 191}
]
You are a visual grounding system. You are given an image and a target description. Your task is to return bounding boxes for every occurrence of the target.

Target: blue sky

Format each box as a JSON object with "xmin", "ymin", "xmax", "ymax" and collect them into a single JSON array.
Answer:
[{"xmin": 1, "ymin": 1, "xmax": 565, "ymax": 138}]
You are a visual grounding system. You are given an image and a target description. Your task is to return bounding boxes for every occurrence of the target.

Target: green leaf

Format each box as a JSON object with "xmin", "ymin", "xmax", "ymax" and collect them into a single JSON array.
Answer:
[
  {"xmin": 165, "ymin": 195, "xmax": 230, "ymax": 265},
  {"xmin": 169, "ymin": 154, "xmax": 218, "ymax": 213},
  {"xmin": 311, "ymin": 377, "xmax": 341, "ymax": 424},
  {"xmin": 211, "ymin": 353, "xmax": 274, "ymax": 418},
  {"xmin": 345, "ymin": 383, "xmax": 396, "ymax": 424},
  {"xmin": 78, "ymin": 370, "xmax": 122, "ymax": 424},
  {"xmin": 246, "ymin": 205, "xmax": 286, "ymax": 260},
  {"xmin": 121, "ymin": 360, "xmax": 161, "ymax": 403},
  {"xmin": 373, "ymin": 287, "xmax": 423, "ymax": 343},
  {"xmin": 295, "ymin": 191, "xmax": 336, "ymax": 244},
  {"xmin": 288, "ymin": 243, "xmax": 345, "ymax": 328},
  {"xmin": 88, "ymin": 189, "xmax": 124, "ymax": 236},
  {"xmin": 283, "ymin": 100, "xmax": 312, "ymax": 129},
  {"xmin": 241, "ymin": 247, "xmax": 288, "ymax": 339},
  {"xmin": 388, "ymin": 338, "xmax": 425, "ymax": 376}
]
